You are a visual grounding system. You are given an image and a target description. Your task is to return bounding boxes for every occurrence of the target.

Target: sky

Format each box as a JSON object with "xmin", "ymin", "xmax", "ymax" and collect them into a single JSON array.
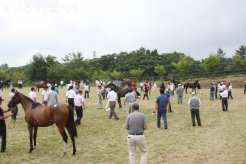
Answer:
[{"xmin": 0, "ymin": 0, "xmax": 245, "ymax": 67}]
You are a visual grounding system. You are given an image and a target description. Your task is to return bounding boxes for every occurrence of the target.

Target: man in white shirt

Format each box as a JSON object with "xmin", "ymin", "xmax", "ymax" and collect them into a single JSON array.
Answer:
[
  {"xmin": 41, "ymin": 86, "xmax": 49, "ymax": 106},
  {"xmin": 29, "ymin": 87, "xmax": 36, "ymax": 102},
  {"xmin": 66, "ymin": 86, "xmax": 76, "ymax": 108},
  {"xmin": 74, "ymin": 90, "xmax": 85, "ymax": 126},
  {"xmin": 107, "ymin": 87, "xmax": 119, "ymax": 120},
  {"xmin": 219, "ymin": 87, "xmax": 228, "ymax": 111}
]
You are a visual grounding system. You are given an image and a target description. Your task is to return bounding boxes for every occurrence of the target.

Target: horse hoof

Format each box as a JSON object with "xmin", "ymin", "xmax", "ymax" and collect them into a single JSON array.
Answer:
[{"xmin": 63, "ymin": 152, "xmax": 67, "ymax": 156}]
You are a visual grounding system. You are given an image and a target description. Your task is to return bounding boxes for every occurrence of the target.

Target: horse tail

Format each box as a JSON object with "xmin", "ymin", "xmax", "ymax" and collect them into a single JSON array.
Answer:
[{"xmin": 66, "ymin": 105, "xmax": 77, "ymax": 137}]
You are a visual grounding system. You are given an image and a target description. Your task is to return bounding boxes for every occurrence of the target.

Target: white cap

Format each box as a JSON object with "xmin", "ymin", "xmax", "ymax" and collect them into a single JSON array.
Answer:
[{"xmin": 191, "ymin": 91, "xmax": 196, "ymax": 95}]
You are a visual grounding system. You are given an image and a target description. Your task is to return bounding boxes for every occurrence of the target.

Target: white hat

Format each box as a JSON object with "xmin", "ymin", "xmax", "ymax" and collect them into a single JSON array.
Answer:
[{"xmin": 191, "ymin": 91, "xmax": 196, "ymax": 95}]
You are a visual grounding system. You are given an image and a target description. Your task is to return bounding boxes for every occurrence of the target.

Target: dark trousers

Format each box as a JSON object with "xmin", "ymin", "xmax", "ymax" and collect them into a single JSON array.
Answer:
[
  {"xmin": 84, "ymin": 91, "xmax": 89, "ymax": 98},
  {"xmin": 75, "ymin": 106, "xmax": 83, "ymax": 125},
  {"xmin": 0, "ymin": 126, "xmax": 6, "ymax": 152},
  {"xmin": 68, "ymin": 98, "xmax": 74, "ymax": 108},
  {"xmin": 228, "ymin": 91, "xmax": 233, "ymax": 99},
  {"xmin": 109, "ymin": 101, "xmax": 119, "ymax": 119},
  {"xmin": 157, "ymin": 109, "xmax": 168, "ymax": 129},
  {"xmin": 222, "ymin": 98, "xmax": 228, "ymax": 111},
  {"xmin": 190, "ymin": 109, "xmax": 201, "ymax": 126},
  {"xmin": 143, "ymin": 92, "xmax": 149, "ymax": 100}
]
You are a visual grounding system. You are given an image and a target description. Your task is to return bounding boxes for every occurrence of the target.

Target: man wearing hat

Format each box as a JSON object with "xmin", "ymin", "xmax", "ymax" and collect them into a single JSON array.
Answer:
[
  {"xmin": 0, "ymin": 97, "xmax": 13, "ymax": 152},
  {"xmin": 188, "ymin": 92, "xmax": 201, "ymax": 126}
]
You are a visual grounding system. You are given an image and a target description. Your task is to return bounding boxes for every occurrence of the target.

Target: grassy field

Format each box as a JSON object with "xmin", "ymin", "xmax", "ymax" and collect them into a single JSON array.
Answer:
[{"xmin": 0, "ymin": 84, "xmax": 245, "ymax": 164}]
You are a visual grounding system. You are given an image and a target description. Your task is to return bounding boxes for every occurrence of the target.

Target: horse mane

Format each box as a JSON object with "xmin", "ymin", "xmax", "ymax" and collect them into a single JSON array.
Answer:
[{"xmin": 18, "ymin": 92, "xmax": 42, "ymax": 109}]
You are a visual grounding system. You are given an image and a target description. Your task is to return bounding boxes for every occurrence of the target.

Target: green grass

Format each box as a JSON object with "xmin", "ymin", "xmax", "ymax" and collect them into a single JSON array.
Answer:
[{"xmin": 0, "ymin": 85, "xmax": 245, "ymax": 164}]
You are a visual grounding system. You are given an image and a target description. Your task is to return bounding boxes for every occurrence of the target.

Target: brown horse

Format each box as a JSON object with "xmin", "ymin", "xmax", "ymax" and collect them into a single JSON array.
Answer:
[
  {"xmin": 8, "ymin": 91, "xmax": 77, "ymax": 155},
  {"xmin": 35, "ymin": 81, "xmax": 48, "ymax": 92}
]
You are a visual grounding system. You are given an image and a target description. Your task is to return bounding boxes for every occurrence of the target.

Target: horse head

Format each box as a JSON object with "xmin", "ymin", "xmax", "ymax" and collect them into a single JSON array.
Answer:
[
  {"xmin": 8, "ymin": 91, "xmax": 21, "ymax": 108},
  {"xmin": 105, "ymin": 82, "xmax": 118, "ymax": 90}
]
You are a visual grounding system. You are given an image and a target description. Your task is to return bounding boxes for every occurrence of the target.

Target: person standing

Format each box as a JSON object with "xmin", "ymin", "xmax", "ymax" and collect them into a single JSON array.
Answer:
[
  {"xmin": 125, "ymin": 102, "xmax": 148, "ymax": 164},
  {"xmin": 142, "ymin": 83, "xmax": 149, "ymax": 100},
  {"xmin": 227, "ymin": 82, "xmax": 233, "ymax": 99},
  {"xmin": 47, "ymin": 86, "xmax": 58, "ymax": 106},
  {"xmin": 154, "ymin": 88, "xmax": 170, "ymax": 129},
  {"xmin": 29, "ymin": 87, "xmax": 37, "ymax": 102},
  {"xmin": 244, "ymin": 81, "xmax": 246, "ymax": 94},
  {"xmin": 107, "ymin": 87, "xmax": 119, "ymax": 120},
  {"xmin": 124, "ymin": 88, "xmax": 136, "ymax": 114},
  {"xmin": 176, "ymin": 84, "xmax": 184, "ymax": 104},
  {"xmin": 66, "ymin": 86, "xmax": 76, "ymax": 108},
  {"xmin": 84, "ymin": 83, "xmax": 90, "ymax": 98},
  {"xmin": 188, "ymin": 92, "xmax": 201, "ymax": 126},
  {"xmin": 74, "ymin": 90, "xmax": 85, "ymax": 126},
  {"xmin": 209, "ymin": 83, "xmax": 215, "ymax": 101},
  {"xmin": 41, "ymin": 86, "xmax": 49, "ymax": 106},
  {"xmin": 220, "ymin": 87, "xmax": 228, "ymax": 111},
  {"xmin": 0, "ymin": 97, "xmax": 13, "ymax": 152},
  {"xmin": 152, "ymin": 82, "xmax": 158, "ymax": 98}
]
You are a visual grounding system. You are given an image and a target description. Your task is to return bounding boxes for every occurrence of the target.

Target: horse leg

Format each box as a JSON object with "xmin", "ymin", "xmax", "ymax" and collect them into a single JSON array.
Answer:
[
  {"xmin": 33, "ymin": 126, "xmax": 38, "ymax": 149},
  {"xmin": 57, "ymin": 126, "xmax": 68, "ymax": 155},
  {"xmin": 65, "ymin": 126, "xmax": 76, "ymax": 155},
  {"xmin": 28, "ymin": 125, "xmax": 34, "ymax": 153}
]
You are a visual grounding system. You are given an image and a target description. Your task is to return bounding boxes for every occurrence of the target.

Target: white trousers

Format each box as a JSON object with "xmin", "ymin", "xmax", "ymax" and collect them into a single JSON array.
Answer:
[{"xmin": 127, "ymin": 135, "xmax": 148, "ymax": 164}]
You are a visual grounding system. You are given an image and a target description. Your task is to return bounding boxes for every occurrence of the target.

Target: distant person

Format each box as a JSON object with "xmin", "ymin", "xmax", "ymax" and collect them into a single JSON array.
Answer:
[
  {"xmin": 219, "ymin": 87, "xmax": 228, "ymax": 111},
  {"xmin": 74, "ymin": 90, "xmax": 85, "ymax": 126},
  {"xmin": 154, "ymin": 88, "xmax": 170, "ymax": 129},
  {"xmin": 124, "ymin": 88, "xmax": 135, "ymax": 114},
  {"xmin": 42, "ymin": 86, "xmax": 49, "ymax": 106},
  {"xmin": 209, "ymin": 83, "xmax": 215, "ymax": 101},
  {"xmin": 176, "ymin": 84, "xmax": 184, "ymax": 104},
  {"xmin": 125, "ymin": 102, "xmax": 148, "ymax": 164},
  {"xmin": 66, "ymin": 86, "xmax": 76, "ymax": 108},
  {"xmin": 29, "ymin": 87, "xmax": 36, "ymax": 102},
  {"xmin": 244, "ymin": 81, "xmax": 246, "ymax": 94},
  {"xmin": 0, "ymin": 97, "xmax": 13, "ymax": 152},
  {"xmin": 227, "ymin": 82, "xmax": 233, "ymax": 99},
  {"xmin": 47, "ymin": 86, "xmax": 58, "ymax": 106},
  {"xmin": 84, "ymin": 83, "xmax": 90, "ymax": 98},
  {"xmin": 188, "ymin": 92, "xmax": 201, "ymax": 126},
  {"xmin": 107, "ymin": 87, "xmax": 119, "ymax": 120}
]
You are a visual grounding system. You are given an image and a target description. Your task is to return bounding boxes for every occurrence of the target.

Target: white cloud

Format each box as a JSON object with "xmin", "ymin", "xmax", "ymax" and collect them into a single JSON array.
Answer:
[{"xmin": 0, "ymin": 0, "xmax": 245, "ymax": 66}]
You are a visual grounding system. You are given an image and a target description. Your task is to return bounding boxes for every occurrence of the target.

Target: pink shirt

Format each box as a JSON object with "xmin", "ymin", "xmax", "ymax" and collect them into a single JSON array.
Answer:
[{"xmin": 74, "ymin": 94, "xmax": 84, "ymax": 107}]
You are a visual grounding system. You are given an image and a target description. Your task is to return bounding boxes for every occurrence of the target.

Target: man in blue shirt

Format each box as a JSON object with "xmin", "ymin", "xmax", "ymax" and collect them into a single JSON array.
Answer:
[{"xmin": 154, "ymin": 88, "xmax": 170, "ymax": 129}]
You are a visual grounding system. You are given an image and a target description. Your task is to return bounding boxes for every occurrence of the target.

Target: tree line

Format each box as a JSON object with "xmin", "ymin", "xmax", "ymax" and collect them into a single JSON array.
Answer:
[{"xmin": 0, "ymin": 45, "xmax": 246, "ymax": 86}]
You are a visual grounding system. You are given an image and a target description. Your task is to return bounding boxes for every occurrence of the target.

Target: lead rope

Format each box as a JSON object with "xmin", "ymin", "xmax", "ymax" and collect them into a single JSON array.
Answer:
[{"xmin": 8, "ymin": 119, "xmax": 16, "ymax": 129}]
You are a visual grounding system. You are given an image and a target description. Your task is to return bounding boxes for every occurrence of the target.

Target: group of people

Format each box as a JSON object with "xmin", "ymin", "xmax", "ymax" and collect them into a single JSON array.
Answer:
[{"xmin": 0, "ymin": 79, "xmax": 244, "ymax": 164}]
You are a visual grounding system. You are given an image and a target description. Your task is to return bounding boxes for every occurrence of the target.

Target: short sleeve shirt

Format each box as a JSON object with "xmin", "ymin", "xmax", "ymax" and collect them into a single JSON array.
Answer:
[
  {"xmin": 156, "ymin": 94, "xmax": 169, "ymax": 111},
  {"xmin": 126, "ymin": 111, "xmax": 147, "ymax": 134}
]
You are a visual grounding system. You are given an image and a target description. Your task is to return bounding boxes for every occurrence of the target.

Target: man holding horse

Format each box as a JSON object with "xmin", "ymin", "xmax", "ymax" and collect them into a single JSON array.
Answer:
[{"xmin": 0, "ymin": 97, "xmax": 13, "ymax": 152}]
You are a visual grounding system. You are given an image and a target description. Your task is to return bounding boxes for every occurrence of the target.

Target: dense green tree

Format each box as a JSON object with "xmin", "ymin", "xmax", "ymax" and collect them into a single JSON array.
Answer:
[
  {"xmin": 232, "ymin": 54, "xmax": 246, "ymax": 68},
  {"xmin": 27, "ymin": 53, "xmax": 48, "ymax": 81},
  {"xmin": 154, "ymin": 65, "xmax": 166, "ymax": 79},
  {"xmin": 173, "ymin": 56, "xmax": 195, "ymax": 78},
  {"xmin": 110, "ymin": 70, "xmax": 122, "ymax": 79},
  {"xmin": 129, "ymin": 69, "xmax": 144, "ymax": 79},
  {"xmin": 202, "ymin": 54, "xmax": 220, "ymax": 73},
  {"xmin": 235, "ymin": 45, "xmax": 246, "ymax": 59}
]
